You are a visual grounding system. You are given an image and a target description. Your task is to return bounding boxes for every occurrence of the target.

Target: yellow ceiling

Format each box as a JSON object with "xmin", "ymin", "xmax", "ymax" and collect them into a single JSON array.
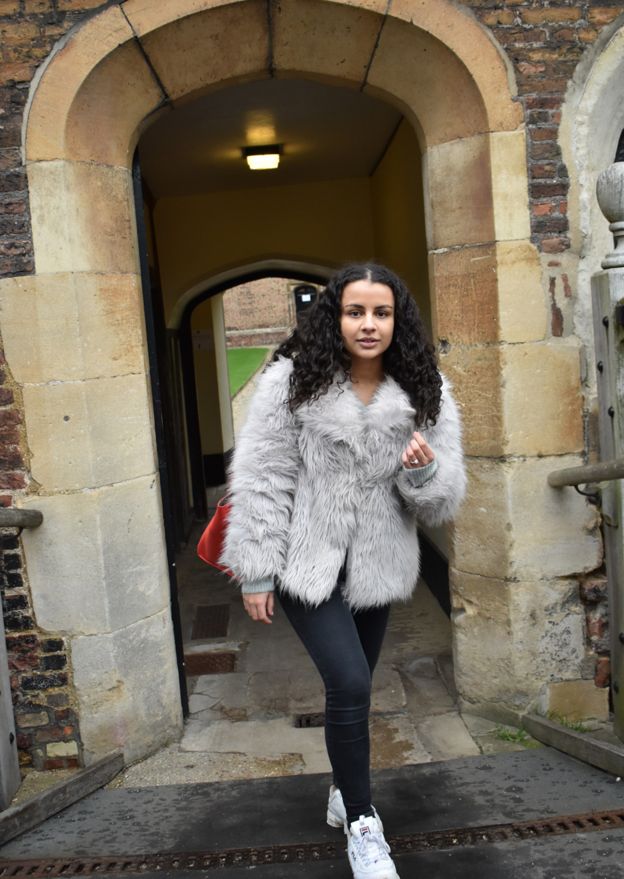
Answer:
[{"xmin": 139, "ymin": 78, "xmax": 402, "ymax": 198}]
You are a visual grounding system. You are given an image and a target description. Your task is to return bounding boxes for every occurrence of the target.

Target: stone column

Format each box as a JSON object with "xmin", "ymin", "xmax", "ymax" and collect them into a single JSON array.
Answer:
[
  {"xmin": 5, "ymin": 6, "xmax": 185, "ymax": 765},
  {"xmin": 442, "ymin": 135, "xmax": 605, "ymax": 724}
]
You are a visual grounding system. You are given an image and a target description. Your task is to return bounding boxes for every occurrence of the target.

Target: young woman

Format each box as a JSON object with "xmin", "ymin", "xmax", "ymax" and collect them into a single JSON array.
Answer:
[{"xmin": 221, "ymin": 263, "xmax": 465, "ymax": 879}]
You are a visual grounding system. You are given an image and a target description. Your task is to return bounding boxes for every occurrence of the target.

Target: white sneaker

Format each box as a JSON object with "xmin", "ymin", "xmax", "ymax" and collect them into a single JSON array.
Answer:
[
  {"xmin": 326, "ymin": 785, "xmax": 384, "ymax": 830},
  {"xmin": 327, "ymin": 784, "xmax": 346, "ymax": 827},
  {"xmin": 346, "ymin": 815, "xmax": 399, "ymax": 879}
]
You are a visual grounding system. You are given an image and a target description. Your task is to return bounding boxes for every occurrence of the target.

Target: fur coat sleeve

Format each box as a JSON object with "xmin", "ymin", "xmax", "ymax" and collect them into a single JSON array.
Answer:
[
  {"xmin": 395, "ymin": 377, "xmax": 466, "ymax": 526},
  {"xmin": 219, "ymin": 357, "xmax": 299, "ymax": 583}
]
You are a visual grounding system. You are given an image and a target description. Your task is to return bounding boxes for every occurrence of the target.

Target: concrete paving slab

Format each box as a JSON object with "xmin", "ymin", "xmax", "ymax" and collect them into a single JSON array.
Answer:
[
  {"xmin": 4, "ymin": 749, "xmax": 623, "ymax": 860},
  {"xmin": 399, "ymin": 655, "xmax": 457, "ymax": 718},
  {"xmin": 179, "ymin": 715, "xmax": 331, "ymax": 777},
  {"xmin": 189, "ymin": 672, "xmax": 250, "ymax": 723},
  {"xmin": 383, "ymin": 585, "xmax": 451, "ymax": 661},
  {"xmin": 370, "ymin": 667, "xmax": 407, "ymax": 713},
  {"xmin": 108, "ymin": 744, "xmax": 305, "ymax": 789},
  {"xmin": 247, "ymin": 667, "xmax": 323, "ymax": 717},
  {"xmin": 370, "ymin": 714, "xmax": 431, "ymax": 768},
  {"xmin": 416, "ymin": 712, "xmax": 481, "ymax": 761},
  {"xmin": 462, "ymin": 713, "xmax": 500, "ymax": 736}
]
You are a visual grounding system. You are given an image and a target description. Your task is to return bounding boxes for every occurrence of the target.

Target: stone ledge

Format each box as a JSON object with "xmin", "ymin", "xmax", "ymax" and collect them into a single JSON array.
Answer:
[
  {"xmin": 523, "ymin": 714, "xmax": 624, "ymax": 777},
  {"xmin": 0, "ymin": 750, "xmax": 123, "ymax": 848}
]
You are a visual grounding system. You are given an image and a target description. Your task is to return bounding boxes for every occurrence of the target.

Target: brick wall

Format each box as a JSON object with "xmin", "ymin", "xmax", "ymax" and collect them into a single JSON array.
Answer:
[
  {"xmin": 0, "ymin": 340, "xmax": 82, "ymax": 769},
  {"xmin": 465, "ymin": 1, "xmax": 624, "ymax": 254},
  {"xmin": 580, "ymin": 574, "xmax": 611, "ymax": 691},
  {"xmin": 0, "ymin": 0, "xmax": 108, "ymax": 772},
  {"xmin": 1, "ymin": 0, "xmax": 624, "ymax": 766},
  {"xmin": 223, "ymin": 277, "xmax": 298, "ymax": 334}
]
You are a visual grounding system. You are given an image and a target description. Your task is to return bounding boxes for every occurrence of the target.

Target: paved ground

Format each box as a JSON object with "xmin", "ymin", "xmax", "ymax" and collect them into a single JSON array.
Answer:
[
  {"xmin": 110, "ymin": 354, "xmax": 547, "ymax": 787},
  {"xmin": 3, "ymin": 749, "xmax": 624, "ymax": 876},
  {"xmin": 107, "ymin": 547, "xmax": 498, "ymax": 790},
  {"xmin": 10, "ymin": 359, "xmax": 545, "ymax": 802},
  {"xmin": 10, "ymin": 571, "xmax": 536, "ymax": 802},
  {"xmin": 5, "ymin": 363, "xmax": 623, "ymax": 874}
]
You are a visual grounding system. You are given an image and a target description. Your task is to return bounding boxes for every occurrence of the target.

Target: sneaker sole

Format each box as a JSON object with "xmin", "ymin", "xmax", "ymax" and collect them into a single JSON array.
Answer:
[
  {"xmin": 353, "ymin": 871, "xmax": 400, "ymax": 879},
  {"xmin": 348, "ymin": 856, "xmax": 400, "ymax": 879}
]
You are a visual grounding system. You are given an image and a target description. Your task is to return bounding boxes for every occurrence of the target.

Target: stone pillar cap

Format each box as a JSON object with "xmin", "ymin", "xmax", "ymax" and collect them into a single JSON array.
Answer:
[{"xmin": 596, "ymin": 135, "xmax": 624, "ymax": 270}]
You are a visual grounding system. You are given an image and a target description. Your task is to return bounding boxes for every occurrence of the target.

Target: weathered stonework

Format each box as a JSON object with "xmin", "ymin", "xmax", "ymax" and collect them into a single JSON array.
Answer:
[
  {"xmin": 580, "ymin": 574, "xmax": 611, "ymax": 689},
  {"xmin": 0, "ymin": 317, "xmax": 81, "ymax": 769},
  {"xmin": 1, "ymin": 0, "xmax": 622, "ymax": 768}
]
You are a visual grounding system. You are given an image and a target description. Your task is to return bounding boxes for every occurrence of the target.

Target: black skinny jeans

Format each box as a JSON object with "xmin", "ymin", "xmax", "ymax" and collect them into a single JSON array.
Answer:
[{"xmin": 277, "ymin": 583, "xmax": 390, "ymax": 822}]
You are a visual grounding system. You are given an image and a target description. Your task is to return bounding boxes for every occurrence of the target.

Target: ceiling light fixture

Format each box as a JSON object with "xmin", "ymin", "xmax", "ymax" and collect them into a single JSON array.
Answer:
[{"xmin": 243, "ymin": 144, "xmax": 282, "ymax": 170}]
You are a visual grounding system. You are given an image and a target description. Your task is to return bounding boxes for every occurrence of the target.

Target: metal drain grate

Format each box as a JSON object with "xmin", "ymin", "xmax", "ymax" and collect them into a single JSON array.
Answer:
[
  {"xmin": 294, "ymin": 712, "xmax": 325, "ymax": 728},
  {"xmin": 191, "ymin": 604, "xmax": 230, "ymax": 640},
  {"xmin": 2, "ymin": 808, "xmax": 624, "ymax": 875},
  {"xmin": 184, "ymin": 650, "xmax": 236, "ymax": 675}
]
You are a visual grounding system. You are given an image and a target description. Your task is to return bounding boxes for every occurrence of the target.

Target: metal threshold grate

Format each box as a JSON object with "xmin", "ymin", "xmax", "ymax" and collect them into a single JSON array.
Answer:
[
  {"xmin": 191, "ymin": 604, "xmax": 230, "ymax": 640},
  {"xmin": 294, "ymin": 712, "xmax": 325, "ymax": 728},
  {"xmin": 2, "ymin": 808, "xmax": 624, "ymax": 875},
  {"xmin": 184, "ymin": 650, "xmax": 236, "ymax": 675}
]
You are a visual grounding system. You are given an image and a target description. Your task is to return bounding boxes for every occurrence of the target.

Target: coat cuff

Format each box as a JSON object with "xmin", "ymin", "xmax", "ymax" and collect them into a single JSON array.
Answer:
[
  {"xmin": 241, "ymin": 577, "xmax": 275, "ymax": 594},
  {"xmin": 400, "ymin": 458, "xmax": 438, "ymax": 486}
]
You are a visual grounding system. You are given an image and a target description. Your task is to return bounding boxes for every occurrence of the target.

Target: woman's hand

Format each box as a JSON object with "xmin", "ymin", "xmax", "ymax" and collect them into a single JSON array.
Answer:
[
  {"xmin": 242, "ymin": 591, "xmax": 275, "ymax": 624},
  {"xmin": 402, "ymin": 431, "xmax": 435, "ymax": 469}
]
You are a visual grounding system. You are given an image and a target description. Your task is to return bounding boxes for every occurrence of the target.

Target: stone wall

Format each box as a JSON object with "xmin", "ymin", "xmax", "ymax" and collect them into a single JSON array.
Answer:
[
  {"xmin": 0, "ymin": 331, "xmax": 81, "ymax": 768},
  {"xmin": 1, "ymin": 0, "xmax": 624, "ymax": 766},
  {"xmin": 0, "ymin": 0, "xmax": 117, "ymax": 770}
]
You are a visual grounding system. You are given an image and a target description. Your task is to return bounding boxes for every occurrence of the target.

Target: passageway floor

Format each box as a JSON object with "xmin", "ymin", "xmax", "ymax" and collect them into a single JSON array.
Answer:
[
  {"xmin": 121, "ymin": 526, "xmax": 529, "ymax": 793},
  {"xmin": 2, "ymin": 748, "xmax": 624, "ymax": 876}
]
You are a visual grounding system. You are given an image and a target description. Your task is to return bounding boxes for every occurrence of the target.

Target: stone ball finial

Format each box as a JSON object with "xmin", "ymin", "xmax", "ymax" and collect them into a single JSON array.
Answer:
[{"xmin": 596, "ymin": 131, "xmax": 624, "ymax": 270}]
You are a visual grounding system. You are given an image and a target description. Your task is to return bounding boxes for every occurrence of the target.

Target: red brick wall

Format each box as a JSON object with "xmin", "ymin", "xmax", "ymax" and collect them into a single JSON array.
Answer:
[
  {"xmin": 465, "ymin": 1, "xmax": 624, "ymax": 254},
  {"xmin": 580, "ymin": 574, "xmax": 611, "ymax": 690},
  {"xmin": 223, "ymin": 277, "xmax": 297, "ymax": 333},
  {"xmin": 0, "ymin": 339, "xmax": 81, "ymax": 769}
]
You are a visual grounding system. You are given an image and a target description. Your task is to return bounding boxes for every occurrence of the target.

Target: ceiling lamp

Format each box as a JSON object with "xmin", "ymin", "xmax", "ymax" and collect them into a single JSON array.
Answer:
[{"xmin": 243, "ymin": 144, "xmax": 282, "ymax": 170}]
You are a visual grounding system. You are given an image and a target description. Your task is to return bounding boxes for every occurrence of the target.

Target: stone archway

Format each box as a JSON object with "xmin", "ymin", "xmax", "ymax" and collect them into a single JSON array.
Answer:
[
  {"xmin": 171, "ymin": 259, "xmax": 334, "ymax": 330},
  {"xmin": 1, "ymin": 0, "xmax": 595, "ymax": 762}
]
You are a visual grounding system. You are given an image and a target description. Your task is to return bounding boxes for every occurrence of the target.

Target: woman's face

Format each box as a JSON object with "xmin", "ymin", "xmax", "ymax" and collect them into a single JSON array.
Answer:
[{"xmin": 340, "ymin": 279, "xmax": 395, "ymax": 364}]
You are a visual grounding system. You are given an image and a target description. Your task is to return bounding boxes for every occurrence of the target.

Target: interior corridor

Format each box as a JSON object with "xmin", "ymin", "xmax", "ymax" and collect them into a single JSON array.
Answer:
[
  {"xmin": 112, "ymin": 543, "xmax": 482, "ymax": 788},
  {"xmin": 107, "ymin": 362, "xmax": 535, "ymax": 791}
]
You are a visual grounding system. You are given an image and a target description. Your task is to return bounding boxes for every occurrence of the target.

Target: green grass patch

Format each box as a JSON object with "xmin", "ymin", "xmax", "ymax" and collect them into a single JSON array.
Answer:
[
  {"xmin": 547, "ymin": 712, "xmax": 591, "ymax": 734},
  {"xmin": 494, "ymin": 726, "xmax": 541, "ymax": 748},
  {"xmin": 227, "ymin": 347, "xmax": 270, "ymax": 397}
]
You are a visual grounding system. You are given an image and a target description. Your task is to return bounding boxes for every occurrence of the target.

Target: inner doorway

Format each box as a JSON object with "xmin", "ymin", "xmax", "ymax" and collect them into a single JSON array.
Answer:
[{"xmin": 131, "ymin": 75, "xmax": 472, "ymax": 783}]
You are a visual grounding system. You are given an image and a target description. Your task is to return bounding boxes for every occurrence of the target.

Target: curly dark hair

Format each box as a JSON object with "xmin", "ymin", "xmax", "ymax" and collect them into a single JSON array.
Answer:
[{"xmin": 273, "ymin": 263, "xmax": 442, "ymax": 426}]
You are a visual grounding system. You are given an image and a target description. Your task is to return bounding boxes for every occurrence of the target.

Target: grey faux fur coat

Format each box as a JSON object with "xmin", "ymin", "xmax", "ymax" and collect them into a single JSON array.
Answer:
[{"xmin": 220, "ymin": 356, "xmax": 466, "ymax": 609}]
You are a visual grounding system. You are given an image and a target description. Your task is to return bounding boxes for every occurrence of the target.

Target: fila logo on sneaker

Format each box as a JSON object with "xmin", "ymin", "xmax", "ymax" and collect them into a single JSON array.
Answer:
[{"xmin": 360, "ymin": 825, "xmax": 371, "ymax": 836}]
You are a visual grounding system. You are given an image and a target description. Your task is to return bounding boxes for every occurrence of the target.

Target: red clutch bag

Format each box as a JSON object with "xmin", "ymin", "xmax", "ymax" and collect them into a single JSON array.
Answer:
[{"xmin": 197, "ymin": 496, "xmax": 234, "ymax": 577}]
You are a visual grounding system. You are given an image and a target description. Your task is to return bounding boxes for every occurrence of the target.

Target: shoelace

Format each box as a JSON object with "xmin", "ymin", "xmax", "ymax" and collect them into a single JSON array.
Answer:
[{"xmin": 351, "ymin": 826, "xmax": 392, "ymax": 867}]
